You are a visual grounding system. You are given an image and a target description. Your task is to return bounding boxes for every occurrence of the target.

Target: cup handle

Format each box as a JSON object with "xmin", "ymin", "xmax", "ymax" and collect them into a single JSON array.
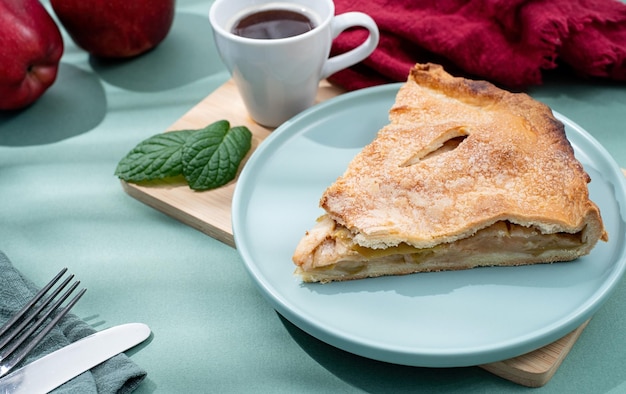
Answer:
[{"xmin": 321, "ymin": 12, "xmax": 380, "ymax": 80}]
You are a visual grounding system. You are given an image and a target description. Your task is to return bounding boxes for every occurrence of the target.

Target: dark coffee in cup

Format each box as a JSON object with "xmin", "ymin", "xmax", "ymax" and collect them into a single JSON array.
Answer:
[
  {"xmin": 232, "ymin": 9, "xmax": 316, "ymax": 39},
  {"xmin": 210, "ymin": 0, "xmax": 379, "ymax": 126}
]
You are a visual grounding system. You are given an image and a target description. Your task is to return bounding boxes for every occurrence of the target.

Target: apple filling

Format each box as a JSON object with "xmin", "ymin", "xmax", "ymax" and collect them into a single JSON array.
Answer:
[{"xmin": 295, "ymin": 219, "xmax": 585, "ymax": 283}]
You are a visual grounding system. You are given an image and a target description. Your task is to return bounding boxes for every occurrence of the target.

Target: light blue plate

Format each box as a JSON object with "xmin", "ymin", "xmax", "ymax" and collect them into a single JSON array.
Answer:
[{"xmin": 231, "ymin": 83, "xmax": 626, "ymax": 367}]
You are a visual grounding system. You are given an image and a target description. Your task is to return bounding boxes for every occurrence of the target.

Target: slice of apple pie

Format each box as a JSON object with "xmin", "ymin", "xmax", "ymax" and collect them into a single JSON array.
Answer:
[{"xmin": 292, "ymin": 63, "xmax": 608, "ymax": 283}]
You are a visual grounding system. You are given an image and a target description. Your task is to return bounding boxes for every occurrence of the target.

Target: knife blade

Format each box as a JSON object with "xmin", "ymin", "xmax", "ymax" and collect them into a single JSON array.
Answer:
[{"xmin": 0, "ymin": 323, "xmax": 150, "ymax": 394}]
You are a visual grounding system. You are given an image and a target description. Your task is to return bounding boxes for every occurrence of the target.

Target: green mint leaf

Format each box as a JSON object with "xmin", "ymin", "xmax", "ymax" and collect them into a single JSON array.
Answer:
[
  {"xmin": 182, "ymin": 120, "xmax": 252, "ymax": 190},
  {"xmin": 115, "ymin": 129, "xmax": 194, "ymax": 182}
]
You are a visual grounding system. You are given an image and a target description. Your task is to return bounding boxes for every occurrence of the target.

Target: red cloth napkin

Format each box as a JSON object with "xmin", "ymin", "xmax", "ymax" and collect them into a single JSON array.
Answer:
[{"xmin": 329, "ymin": 0, "xmax": 626, "ymax": 90}]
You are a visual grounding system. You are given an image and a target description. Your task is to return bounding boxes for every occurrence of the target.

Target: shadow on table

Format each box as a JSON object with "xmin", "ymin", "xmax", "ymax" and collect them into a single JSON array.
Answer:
[
  {"xmin": 0, "ymin": 63, "xmax": 106, "ymax": 147},
  {"xmin": 276, "ymin": 313, "xmax": 502, "ymax": 393},
  {"xmin": 89, "ymin": 12, "xmax": 225, "ymax": 92},
  {"xmin": 528, "ymin": 67, "xmax": 626, "ymax": 101}
]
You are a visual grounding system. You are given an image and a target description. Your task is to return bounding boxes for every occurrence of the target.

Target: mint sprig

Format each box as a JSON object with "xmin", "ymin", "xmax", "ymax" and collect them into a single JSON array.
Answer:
[{"xmin": 115, "ymin": 120, "xmax": 252, "ymax": 191}]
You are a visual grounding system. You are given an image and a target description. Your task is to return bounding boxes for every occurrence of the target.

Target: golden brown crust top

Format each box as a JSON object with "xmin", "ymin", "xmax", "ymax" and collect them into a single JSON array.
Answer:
[{"xmin": 320, "ymin": 63, "xmax": 607, "ymax": 249}]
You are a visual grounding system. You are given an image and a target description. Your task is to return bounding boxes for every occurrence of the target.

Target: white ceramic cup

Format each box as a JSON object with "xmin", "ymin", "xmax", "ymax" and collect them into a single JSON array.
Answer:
[{"xmin": 209, "ymin": 0, "xmax": 379, "ymax": 127}]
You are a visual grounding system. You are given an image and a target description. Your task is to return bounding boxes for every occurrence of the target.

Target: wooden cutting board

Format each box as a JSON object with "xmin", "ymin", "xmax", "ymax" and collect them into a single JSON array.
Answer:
[
  {"xmin": 121, "ymin": 79, "xmax": 622, "ymax": 388},
  {"xmin": 121, "ymin": 79, "xmax": 344, "ymax": 247}
]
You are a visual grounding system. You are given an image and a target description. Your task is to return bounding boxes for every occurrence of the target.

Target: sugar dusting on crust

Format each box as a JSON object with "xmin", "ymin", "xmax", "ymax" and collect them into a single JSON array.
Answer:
[{"xmin": 319, "ymin": 63, "xmax": 607, "ymax": 249}]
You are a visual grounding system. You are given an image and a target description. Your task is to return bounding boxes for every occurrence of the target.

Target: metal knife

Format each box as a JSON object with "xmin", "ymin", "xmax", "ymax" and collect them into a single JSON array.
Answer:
[{"xmin": 0, "ymin": 323, "xmax": 150, "ymax": 394}]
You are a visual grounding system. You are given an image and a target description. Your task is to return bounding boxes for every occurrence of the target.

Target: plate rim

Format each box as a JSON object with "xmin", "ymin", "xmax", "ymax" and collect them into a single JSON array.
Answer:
[{"xmin": 232, "ymin": 83, "xmax": 626, "ymax": 367}]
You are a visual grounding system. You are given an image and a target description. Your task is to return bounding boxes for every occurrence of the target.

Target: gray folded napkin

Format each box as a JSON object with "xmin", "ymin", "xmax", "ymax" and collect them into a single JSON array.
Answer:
[{"xmin": 0, "ymin": 251, "xmax": 147, "ymax": 393}]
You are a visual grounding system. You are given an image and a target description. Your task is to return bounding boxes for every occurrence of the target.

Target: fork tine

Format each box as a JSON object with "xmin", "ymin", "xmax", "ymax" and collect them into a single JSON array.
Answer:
[
  {"xmin": 0, "ymin": 280, "xmax": 80, "ymax": 360},
  {"xmin": 0, "ymin": 288, "xmax": 87, "ymax": 377},
  {"xmin": 0, "ymin": 268, "xmax": 68, "ymax": 338},
  {"xmin": 0, "ymin": 270, "xmax": 86, "ymax": 378},
  {"xmin": 0, "ymin": 271, "xmax": 75, "ymax": 351}
]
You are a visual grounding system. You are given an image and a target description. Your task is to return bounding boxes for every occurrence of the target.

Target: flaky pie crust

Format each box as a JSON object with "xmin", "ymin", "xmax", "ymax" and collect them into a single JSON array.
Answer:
[{"xmin": 293, "ymin": 63, "xmax": 607, "ymax": 283}]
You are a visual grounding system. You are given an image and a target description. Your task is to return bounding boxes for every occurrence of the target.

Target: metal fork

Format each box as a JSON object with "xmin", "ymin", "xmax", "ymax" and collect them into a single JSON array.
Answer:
[{"xmin": 0, "ymin": 268, "xmax": 86, "ymax": 378}]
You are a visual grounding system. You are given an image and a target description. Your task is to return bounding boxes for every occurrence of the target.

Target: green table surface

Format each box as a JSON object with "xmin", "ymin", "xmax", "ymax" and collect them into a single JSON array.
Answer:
[{"xmin": 2, "ymin": 1, "xmax": 625, "ymax": 393}]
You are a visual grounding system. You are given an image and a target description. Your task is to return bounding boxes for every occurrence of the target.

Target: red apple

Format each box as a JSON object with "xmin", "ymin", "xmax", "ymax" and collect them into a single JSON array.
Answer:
[
  {"xmin": 50, "ymin": 0, "xmax": 175, "ymax": 59},
  {"xmin": 0, "ymin": 0, "xmax": 63, "ymax": 111}
]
